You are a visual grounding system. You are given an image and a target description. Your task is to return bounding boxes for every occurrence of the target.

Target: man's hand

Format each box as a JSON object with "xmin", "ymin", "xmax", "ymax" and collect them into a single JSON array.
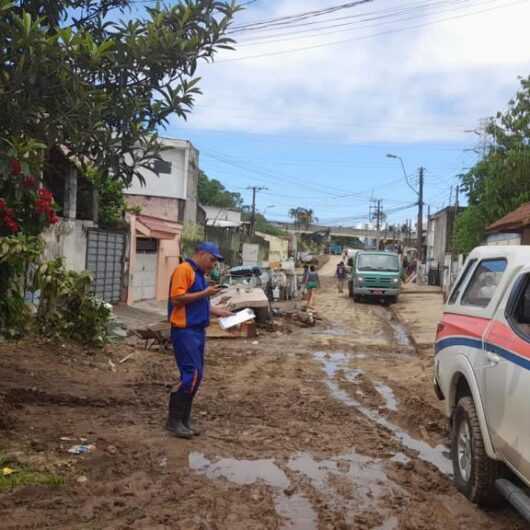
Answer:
[
  {"xmin": 211, "ymin": 305, "xmax": 234, "ymax": 318},
  {"xmin": 204, "ymin": 285, "xmax": 223, "ymax": 297}
]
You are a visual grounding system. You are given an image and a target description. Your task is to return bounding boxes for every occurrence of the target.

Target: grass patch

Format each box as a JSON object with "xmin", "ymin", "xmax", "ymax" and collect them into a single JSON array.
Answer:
[{"xmin": 0, "ymin": 454, "xmax": 64, "ymax": 492}]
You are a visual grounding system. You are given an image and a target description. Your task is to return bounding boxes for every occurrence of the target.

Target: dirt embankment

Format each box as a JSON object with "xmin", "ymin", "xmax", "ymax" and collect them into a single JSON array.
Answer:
[{"xmin": 0, "ymin": 280, "xmax": 525, "ymax": 529}]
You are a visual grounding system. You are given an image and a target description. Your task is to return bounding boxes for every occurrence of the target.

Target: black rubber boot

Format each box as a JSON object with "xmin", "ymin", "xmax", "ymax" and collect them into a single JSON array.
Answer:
[
  {"xmin": 166, "ymin": 392, "xmax": 193, "ymax": 439},
  {"xmin": 183, "ymin": 396, "xmax": 201, "ymax": 436}
]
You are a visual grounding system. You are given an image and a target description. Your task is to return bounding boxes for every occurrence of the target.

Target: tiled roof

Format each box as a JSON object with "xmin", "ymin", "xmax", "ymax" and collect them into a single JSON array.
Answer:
[
  {"xmin": 487, "ymin": 202, "xmax": 530, "ymax": 232},
  {"xmin": 136, "ymin": 214, "xmax": 181, "ymax": 235}
]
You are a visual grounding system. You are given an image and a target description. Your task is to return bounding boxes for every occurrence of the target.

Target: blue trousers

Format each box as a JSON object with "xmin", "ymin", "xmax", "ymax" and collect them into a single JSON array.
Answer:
[{"xmin": 171, "ymin": 327, "xmax": 205, "ymax": 397}]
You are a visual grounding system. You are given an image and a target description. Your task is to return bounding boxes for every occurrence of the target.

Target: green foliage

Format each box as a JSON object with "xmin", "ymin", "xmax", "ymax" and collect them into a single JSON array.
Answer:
[
  {"xmin": 0, "ymin": 453, "xmax": 63, "ymax": 491},
  {"xmin": 252, "ymin": 212, "xmax": 286, "ymax": 237},
  {"xmin": 1, "ymin": 1, "xmax": 239, "ymax": 187},
  {"xmin": 86, "ymin": 167, "xmax": 127, "ymax": 227},
  {"xmin": 288, "ymin": 207, "xmax": 318, "ymax": 228},
  {"xmin": 455, "ymin": 76, "xmax": 530, "ymax": 254},
  {"xmin": 34, "ymin": 258, "xmax": 112, "ymax": 347},
  {"xmin": 0, "ymin": 234, "xmax": 43, "ymax": 338},
  {"xmin": 198, "ymin": 170, "xmax": 243, "ymax": 209}
]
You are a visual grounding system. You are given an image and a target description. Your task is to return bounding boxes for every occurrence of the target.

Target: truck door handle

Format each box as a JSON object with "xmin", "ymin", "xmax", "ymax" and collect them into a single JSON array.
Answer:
[{"xmin": 487, "ymin": 352, "xmax": 500, "ymax": 365}]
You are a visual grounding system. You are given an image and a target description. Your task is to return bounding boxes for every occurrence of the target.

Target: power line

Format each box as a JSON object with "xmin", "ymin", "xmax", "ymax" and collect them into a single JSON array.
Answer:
[
  {"xmin": 230, "ymin": 0, "xmax": 373, "ymax": 32},
  {"xmin": 234, "ymin": 0, "xmax": 487, "ymax": 45},
  {"xmin": 216, "ymin": 0, "xmax": 527, "ymax": 63}
]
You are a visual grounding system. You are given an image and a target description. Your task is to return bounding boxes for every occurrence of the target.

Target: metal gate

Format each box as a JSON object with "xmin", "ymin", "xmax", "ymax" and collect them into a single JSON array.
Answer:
[{"xmin": 86, "ymin": 229, "xmax": 127, "ymax": 303}]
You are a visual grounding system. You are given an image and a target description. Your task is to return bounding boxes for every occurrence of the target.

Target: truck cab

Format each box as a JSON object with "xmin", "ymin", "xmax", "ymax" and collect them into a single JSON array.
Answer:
[
  {"xmin": 348, "ymin": 250, "xmax": 401, "ymax": 304},
  {"xmin": 434, "ymin": 246, "xmax": 530, "ymax": 520}
]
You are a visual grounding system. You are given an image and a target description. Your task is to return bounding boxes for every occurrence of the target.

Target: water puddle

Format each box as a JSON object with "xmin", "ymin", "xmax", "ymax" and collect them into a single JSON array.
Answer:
[
  {"xmin": 314, "ymin": 352, "xmax": 452, "ymax": 476},
  {"xmin": 189, "ymin": 449, "xmax": 401, "ymax": 528},
  {"xmin": 374, "ymin": 382, "xmax": 399, "ymax": 412},
  {"xmin": 287, "ymin": 451, "xmax": 390, "ymax": 511},
  {"xmin": 189, "ymin": 452, "xmax": 318, "ymax": 530},
  {"xmin": 390, "ymin": 452, "xmax": 411, "ymax": 465},
  {"xmin": 389, "ymin": 319, "xmax": 413, "ymax": 349},
  {"xmin": 189, "ymin": 452, "xmax": 289, "ymax": 487}
]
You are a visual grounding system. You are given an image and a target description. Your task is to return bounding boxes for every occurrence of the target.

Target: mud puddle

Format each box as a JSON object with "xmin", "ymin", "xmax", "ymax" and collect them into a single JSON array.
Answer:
[
  {"xmin": 374, "ymin": 382, "xmax": 399, "ymax": 412},
  {"xmin": 190, "ymin": 449, "xmax": 403, "ymax": 528},
  {"xmin": 385, "ymin": 314, "xmax": 415, "ymax": 351},
  {"xmin": 190, "ymin": 452, "xmax": 318, "ymax": 529},
  {"xmin": 314, "ymin": 351, "xmax": 452, "ymax": 475}
]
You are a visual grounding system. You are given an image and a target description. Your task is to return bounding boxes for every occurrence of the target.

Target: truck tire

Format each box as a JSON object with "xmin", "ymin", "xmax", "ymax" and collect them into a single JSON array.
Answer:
[{"xmin": 452, "ymin": 396, "xmax": 502, "ymax": 507}]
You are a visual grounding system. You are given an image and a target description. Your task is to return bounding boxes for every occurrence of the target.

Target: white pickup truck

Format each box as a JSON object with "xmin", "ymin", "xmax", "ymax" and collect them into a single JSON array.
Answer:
[{"xmin": 434, "ymin": 246, "xmax": 530, "ymax": 521}]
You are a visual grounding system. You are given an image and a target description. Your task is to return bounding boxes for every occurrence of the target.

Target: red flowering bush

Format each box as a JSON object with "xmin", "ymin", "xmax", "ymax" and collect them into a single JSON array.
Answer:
[{"xmin": 0, "ymin": 151, "xmax": 59, "ymax": 237}]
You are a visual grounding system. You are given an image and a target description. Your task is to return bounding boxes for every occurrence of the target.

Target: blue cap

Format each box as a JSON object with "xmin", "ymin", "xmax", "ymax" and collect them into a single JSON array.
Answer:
[{"xmin": 196, "ymin": 241, "xmax": 224, "ymax": 261}]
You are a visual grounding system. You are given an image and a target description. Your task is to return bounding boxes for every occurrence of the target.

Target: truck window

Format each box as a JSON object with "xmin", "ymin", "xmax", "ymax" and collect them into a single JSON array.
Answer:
[
  {"xmin": 448, "ymin": 259, "xmax": 477, "ymax": 305},
  {"xmin": 461, "ymin": 258, "xmax": 507, "ymax": 308},
  {"xmin": 357, "ymin": 254, "xmax": 399, "ymax": 272},
  {"xmin": 507, "ymin": 274, "xmax": 530, "ymax": 342}
]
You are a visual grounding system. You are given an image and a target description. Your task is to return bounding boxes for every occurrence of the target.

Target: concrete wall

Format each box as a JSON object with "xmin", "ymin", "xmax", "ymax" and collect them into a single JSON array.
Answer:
[
  {"xmin": 486, "ymin": 232, "xmax": 521, "ymax": 246},
  {"xmin": 125, "ymin": 195, "xmax": 180, "ymax": 223},
  {"xmin": 203, "ymin": 205, "xmax": 242, "ymax": 226},
  {"xmin": 42, "ymin": 219, "xmax": 96, "ymax": 272},
  {"xmin": 257, "ymin": 232, "xmax": 289, "ymax": 264}
]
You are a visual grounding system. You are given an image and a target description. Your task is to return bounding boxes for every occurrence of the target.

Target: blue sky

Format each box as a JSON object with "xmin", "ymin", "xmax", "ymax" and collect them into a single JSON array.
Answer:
[{"xmin": 163, "ymin": 0, "xmax": 530, "ymax": 227}]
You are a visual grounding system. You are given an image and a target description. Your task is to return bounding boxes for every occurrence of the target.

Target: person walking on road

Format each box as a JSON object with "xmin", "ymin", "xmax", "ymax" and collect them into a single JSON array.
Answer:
[
  {"xmin": 336, "ymin": 261, "xmax": 347, "ymax": 294},
  {"xmin": 305, "ymin": 265, "xmax": 320, "ymax": 307},
  {"xmin": 166, "ymin": 242, "xmax": 232, "ymax": 439}
]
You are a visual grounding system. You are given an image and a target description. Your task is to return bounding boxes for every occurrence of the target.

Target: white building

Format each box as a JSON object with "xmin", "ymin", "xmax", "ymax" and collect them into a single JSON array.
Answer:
[
  {"xmin": 202, "ymin": 205, "xmax": 241, "ymax": 228},
  {"xmin": 126, "ymin": 137, "xmax": 200, "ymax": 225}
]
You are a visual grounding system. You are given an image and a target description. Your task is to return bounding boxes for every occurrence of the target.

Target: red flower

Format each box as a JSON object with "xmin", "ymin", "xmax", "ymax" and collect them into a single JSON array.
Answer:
[
  {"xmin": 0, "ymin": 198, "xmax": 5, "ymax": 210},
  {"xmin": 9, "ymin": 159, "xmax": 21, "ymax": 176},
  {"xmin": 5, "ymin": 218, "xmax": 19, "ymax": 233},
  {"xmin": 49, "ymin": 212, "xmax": 59, "ymax": 225},
  {"xmin": 22, "ymin": 175, "xmax": 37, "ymax": 189}
]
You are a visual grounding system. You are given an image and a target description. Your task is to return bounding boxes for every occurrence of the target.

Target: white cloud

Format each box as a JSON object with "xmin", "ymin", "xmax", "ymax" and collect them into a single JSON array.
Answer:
[{"xmin": 172, "ymin": 0, "xmax": 530, "ymax": 143}]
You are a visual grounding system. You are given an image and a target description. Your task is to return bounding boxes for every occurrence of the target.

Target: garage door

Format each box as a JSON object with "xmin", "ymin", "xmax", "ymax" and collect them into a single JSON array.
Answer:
[
  {"xmin": 86, "ymin": 229, "xmax": 127, "ymax": 303},
  {"xmin": 132, "ymin": 238, "xmax": 158, "ymax": 302}
]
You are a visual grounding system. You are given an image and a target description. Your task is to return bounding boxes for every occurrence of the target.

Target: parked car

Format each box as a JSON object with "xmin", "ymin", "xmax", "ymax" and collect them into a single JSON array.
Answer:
[
  {"xmin": 434, "ymin": 246, "xmax": 530, "ymax": 520},
  {"xmin": 348, "ymin": 250, "xmax": 401, "ymax": 303}
]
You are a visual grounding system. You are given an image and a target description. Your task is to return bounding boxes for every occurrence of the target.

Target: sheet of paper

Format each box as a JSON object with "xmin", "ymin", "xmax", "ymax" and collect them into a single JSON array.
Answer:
[{"xmin": 219, "ymin": 308, "xmax": 256, "ymax": 330}]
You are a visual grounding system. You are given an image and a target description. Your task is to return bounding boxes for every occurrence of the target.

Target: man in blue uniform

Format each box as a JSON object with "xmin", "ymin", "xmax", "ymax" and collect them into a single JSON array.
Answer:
[{"xmin": 167, "ymin": 242, "xmax": 232, "ymax": 439}]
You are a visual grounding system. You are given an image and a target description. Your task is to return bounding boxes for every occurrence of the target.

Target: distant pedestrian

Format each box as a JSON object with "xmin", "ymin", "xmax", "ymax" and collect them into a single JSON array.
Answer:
[
  {"xmin": 305, "ymin": 265, "xmax": 320, "ymax": 307},
  {"xmin": 336, "ymin": 261, "xmax": 347, "ymax": 294}
]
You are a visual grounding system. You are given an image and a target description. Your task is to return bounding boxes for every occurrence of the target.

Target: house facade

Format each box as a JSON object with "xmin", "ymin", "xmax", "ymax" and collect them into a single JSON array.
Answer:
[
  {"xmin": 486, "ymin": 202, "xmax": 530, "ymax": 246},
  {"xmin": 425, "ymin": 206, "xmax": 464, "ymax": 287},
  {"xmin": 202, "ymin": 205, "xmax": 242, "ymax": 228},
  {"xmin": 124, "ymin": 137, "xmax": 202, "ymax": 303}
]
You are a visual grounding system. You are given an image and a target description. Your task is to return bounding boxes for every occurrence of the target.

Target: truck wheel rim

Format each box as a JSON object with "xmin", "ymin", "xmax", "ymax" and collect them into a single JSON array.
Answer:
[{"xmin": 457, "ymin": 419, "xmax": 472, "ymax": 482}]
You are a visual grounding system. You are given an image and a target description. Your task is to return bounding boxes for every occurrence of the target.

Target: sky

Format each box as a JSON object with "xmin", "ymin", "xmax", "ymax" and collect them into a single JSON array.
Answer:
[{"xmin": 163, "ymin": 0, "xmax": 530, "ymax": 227}]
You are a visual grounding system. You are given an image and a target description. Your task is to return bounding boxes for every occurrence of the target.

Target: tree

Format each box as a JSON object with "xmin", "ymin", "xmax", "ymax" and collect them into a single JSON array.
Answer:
[
  {"xmin": 198, "ymin": 170, "xmax": 243, "ymax": 209},
  {"xmin": 288, "ymin": 207, "xmax": 318, "ymax": 229},
  {"xmin": 0, "ymin": 0, "xmax": 239, "ymax": 186},
  {"xmin": 455, "ymin": 76, "xmax": 530, "ymax": 254}
]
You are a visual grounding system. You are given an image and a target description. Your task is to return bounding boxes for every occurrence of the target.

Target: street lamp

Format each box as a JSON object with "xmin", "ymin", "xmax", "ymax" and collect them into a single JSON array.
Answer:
[
  {"xmin": 386, "ymin": 153, "xmax": 417, "ymax": 195},
  {"xmin": 386, "ymin": 153, "xmax": 425, "ymax": 265}
]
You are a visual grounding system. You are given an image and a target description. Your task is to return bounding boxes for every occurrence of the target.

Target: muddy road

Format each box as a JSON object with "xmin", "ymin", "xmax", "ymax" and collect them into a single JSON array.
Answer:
[{"xmin": 0, "ymin": 271, "xmax": 526, "ymax": 529}]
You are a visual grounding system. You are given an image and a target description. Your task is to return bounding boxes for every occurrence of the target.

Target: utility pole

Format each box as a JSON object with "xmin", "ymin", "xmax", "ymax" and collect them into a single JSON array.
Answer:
[
  {"xmin": 369, "ymin": 199, "xmax": 383, "ymax": 249},
  {"xmin": 417, "ymin": 167, "xmax": 425, "ymax": 263},
  {"xmin": 455, "ymin": 184, "xmax": 460, "ymax": 210},
  {"xmin": 247, "ymin": 186, "xmax": 268, "ymax": 236}
]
